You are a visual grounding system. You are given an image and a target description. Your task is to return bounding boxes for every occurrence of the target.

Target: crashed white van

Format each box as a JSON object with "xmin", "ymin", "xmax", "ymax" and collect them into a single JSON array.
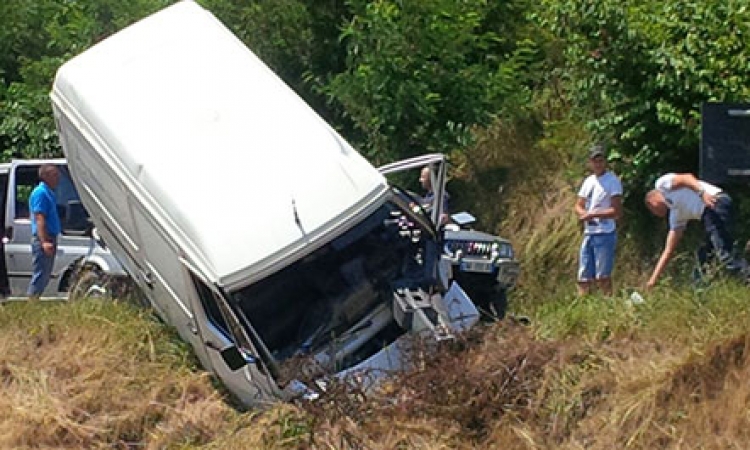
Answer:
[{"xmin": 51, "ymin": 1, "xmax": 478, "ymax": 406}]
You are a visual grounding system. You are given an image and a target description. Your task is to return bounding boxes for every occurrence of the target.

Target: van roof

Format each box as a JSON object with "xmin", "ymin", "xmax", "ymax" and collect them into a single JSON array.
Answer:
[{"xmin": 51, "ymin": 1, "xmax": 387, "ymax": 288}]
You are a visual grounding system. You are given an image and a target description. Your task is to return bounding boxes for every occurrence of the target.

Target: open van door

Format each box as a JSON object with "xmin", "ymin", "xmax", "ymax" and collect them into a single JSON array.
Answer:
[
  {"xmin": 378, "ymin": 153, "xmax": 448, "ymax": 227},
  {"xmin": 4, "ymin": 160, "xmax": 38, "ymax": 291}
]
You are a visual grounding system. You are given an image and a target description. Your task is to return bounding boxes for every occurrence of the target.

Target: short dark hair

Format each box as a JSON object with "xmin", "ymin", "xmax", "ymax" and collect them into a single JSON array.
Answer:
[{"xmin": 38, "ymin": 164, "xmax": 58, "ymax": 179}]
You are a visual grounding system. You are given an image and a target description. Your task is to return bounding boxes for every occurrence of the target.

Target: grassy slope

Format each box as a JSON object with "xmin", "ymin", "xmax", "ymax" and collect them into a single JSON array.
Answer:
[
  {"xmin": 3, "ymin": 286, "xmax": 750, "ymax": 449},
  {"xmin": 3, "ymin": 120, "xmax": 750, "ymax": 449}
]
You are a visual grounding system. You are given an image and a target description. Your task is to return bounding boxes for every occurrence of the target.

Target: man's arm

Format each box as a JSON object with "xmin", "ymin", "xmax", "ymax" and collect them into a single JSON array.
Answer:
[
  {"xmin": 669, "ymin": 173, "xmax": 718, "ymax": 209},
  {"xmin": 575, "ymin": 197, "xmax": 588, "ymax": 220},
  {"xmin": 576, "ymin": 195, "xmax": 622, "ymax": 221},
  {"xmin": 610, "ymin": 195, "xmax": 623, "ymax": 221},
  {"xmin": 647, "ymin": 228, "xmax": 684, "ymax": 289},
  {"xmin": 669, "ymin": 173, "xmax": 702, "ymax": 191},
  {"xmin": 587, "ymin": 195, "xmax": 622, "ymax": 221}
]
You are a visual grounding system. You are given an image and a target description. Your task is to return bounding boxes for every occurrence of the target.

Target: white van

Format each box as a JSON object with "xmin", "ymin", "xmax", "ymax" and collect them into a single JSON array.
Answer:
[
  {"xmin": 0, "ymin": 159, "xmax": 127, "ymax": 299},
  {"xmin": 51, "ymin": 1, "xmax": 478, "ymax": 406}
]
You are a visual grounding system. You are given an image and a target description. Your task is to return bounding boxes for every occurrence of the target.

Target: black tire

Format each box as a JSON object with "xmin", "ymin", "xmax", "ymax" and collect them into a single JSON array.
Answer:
[
  {"xmin": 488, "ymin": 287, "xmax": 508, "ymax": 320},
  {"xmin": 453, "ymin": 271, "xmax": 509, "ymax": 321}
]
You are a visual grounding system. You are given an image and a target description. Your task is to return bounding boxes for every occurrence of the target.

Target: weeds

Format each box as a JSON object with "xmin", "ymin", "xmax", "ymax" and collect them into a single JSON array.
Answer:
[{"xmin": 0, "ymin": 300, "xmax": 235, "ymax": 449}]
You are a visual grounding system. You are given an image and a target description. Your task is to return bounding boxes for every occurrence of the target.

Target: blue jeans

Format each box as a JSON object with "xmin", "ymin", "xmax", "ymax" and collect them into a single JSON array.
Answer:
[
  {"xmin": 578, "ymin": 232, "xmax": 617, "ymax": 282},
  {"xmin": 700, "ymin": 194, "xmax": 734, "ymax": 264},
  {"xmin": 27, "ymin": 236, "xmax": 57, "ymax": 296},
  {"xmin": 698, "ymin": 193, "xmax": 750, "ymax": 278}
]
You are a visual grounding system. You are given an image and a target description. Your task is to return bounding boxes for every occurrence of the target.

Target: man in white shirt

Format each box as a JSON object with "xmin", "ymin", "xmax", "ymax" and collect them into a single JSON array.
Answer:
[
  {"xmin": 645, "ymin": 172, "xmax": 746, "ymax": 289},
  {"xmin": 575, "ymin": 144, "xmax": 623, "ymax": 295}
]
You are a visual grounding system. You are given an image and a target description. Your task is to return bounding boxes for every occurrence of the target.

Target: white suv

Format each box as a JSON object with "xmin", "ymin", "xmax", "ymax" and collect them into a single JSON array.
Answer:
[{"xmin": 0, "ymin": 159, "xmax": 128, "ymax": 299}]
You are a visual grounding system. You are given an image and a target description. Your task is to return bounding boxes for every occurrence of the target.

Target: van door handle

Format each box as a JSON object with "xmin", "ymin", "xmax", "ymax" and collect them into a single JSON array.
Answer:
[{"xmin": 139, "ymin": 270, "xmax": 154, "ymax": 289}]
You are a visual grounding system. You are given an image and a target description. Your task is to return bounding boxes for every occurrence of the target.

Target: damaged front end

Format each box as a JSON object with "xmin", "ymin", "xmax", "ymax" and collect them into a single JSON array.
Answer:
[{"xmin": 228, "ymin": 192, "xmax": 479, "ymax": 398}]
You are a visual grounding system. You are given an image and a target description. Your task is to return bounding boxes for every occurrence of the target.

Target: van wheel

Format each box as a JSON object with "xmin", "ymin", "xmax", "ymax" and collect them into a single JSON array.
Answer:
[
  {"xmin": 69, "ymin": 267, "xmax": 109, "ymax": 301},
  {"xmin": 68, "ymin": 267, "xmax": 149, "ymax": 307}
]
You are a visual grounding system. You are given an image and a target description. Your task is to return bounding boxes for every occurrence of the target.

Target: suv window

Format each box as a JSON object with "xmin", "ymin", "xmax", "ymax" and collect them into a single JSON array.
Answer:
[{"xmin": 14, "ymin": 165, "xmax": 90, "ymax": 233}]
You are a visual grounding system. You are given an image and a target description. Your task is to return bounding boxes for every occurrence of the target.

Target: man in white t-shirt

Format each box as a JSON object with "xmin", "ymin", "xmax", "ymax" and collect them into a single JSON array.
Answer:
[
  {"xmin": 644, "ymin": 172, "xmax": 747, "ymax": 289},
  {"xmin": 575, "ymin": 144, "xmax": 623, "ymax": 295}
]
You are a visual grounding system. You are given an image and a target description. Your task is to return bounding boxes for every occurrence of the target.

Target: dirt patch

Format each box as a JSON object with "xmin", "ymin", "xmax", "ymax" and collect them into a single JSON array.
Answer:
[{"xmin": 659, "ymin": 334, "xmax": 750, "ymax": 405}]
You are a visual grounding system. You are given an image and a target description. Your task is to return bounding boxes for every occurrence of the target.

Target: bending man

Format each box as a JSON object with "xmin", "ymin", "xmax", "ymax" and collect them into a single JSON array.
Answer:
[{"xmin": 645, "ymin": 172, "xmax": 747, "ymax": 289}]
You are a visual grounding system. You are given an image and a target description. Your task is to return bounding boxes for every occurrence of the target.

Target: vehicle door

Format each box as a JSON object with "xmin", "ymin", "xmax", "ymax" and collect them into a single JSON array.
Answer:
[
  {"xmin": 182, "ymin": 261, "xmax": 280, "ymax": 406},
  {"xmin": 377, "ymin": 153, "xmax": 448, "ymax": 226},
  {"xmin": 4, "ymin": 160, "xmax": 97, "ymax": 297},
  {"xmin": 0, "ymin": 165, "xmax": 9, "ymax": 294}
]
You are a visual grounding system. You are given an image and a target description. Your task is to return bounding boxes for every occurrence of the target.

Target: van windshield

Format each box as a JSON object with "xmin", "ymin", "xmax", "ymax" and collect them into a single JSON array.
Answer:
[{"xmin": 229, "ymin": 196, "xmax": 439, "ymax": 370}]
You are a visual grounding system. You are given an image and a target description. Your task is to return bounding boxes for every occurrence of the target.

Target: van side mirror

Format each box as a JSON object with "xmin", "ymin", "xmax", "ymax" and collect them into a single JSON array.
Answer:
[
  {"xmin": 220, "ymin": 344, "xmax": 254, "ymax": 371},
  {"xmin": 62, "ymin": 200, "xmax": 93, "ymax": 236}
]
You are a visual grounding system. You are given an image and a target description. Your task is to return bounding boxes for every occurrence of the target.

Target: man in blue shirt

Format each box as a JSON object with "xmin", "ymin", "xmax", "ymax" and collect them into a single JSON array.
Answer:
[{"xmin": 28, "ymin": 164, "xmax": 61, "ymax": 299}]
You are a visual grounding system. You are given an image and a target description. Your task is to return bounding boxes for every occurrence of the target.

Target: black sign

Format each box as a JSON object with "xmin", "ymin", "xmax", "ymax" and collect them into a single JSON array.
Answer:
[{"xmin": 700, "ymin": 102, "xmax": 750, "ymax": 184}]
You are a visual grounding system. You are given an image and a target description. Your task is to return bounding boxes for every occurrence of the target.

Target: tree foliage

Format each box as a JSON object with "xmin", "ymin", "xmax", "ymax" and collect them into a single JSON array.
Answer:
[
  {"xmin": 322, "ymin": 0, "xmax": 537, "ymax": 164},
  {"xmin": 0, "ymin": 0, "xmax": 173, "ymax": 159},
  {"xmin": 202, "ymin": 0, "xmax": 348, "ymax": 118},
  {"xmin": 536, "ymin": 0, "xmax": 750, "ymax": 189}
]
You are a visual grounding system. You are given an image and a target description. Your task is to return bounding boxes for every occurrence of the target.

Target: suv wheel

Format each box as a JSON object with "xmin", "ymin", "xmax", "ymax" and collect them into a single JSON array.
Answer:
[
  {"xmin": 487, "ymin": 287, "xmax": 508, "ymax": 320},
  {"xmin": 69, "ymin": 267, "xmax": 108, "ymax": 301},
  {"xmin": 69, "ymin": 266, "xmax": 149, "ymax": 307}
]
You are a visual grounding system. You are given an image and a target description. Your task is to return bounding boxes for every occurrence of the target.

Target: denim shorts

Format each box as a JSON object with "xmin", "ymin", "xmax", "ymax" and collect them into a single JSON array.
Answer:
[{"xmin": 578, "ymin": 232, "xmax": 617, "ymax": 282}]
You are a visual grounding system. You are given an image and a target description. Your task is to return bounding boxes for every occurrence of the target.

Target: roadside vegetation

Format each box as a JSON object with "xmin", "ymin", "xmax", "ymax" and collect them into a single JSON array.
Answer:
[
  {"xmin": 2, "ymin": 0, "xmax": 750, "ymax": 448},
  {"xmin": 4, "ymin": 275, "xmax": 750, "ymax": 448}
]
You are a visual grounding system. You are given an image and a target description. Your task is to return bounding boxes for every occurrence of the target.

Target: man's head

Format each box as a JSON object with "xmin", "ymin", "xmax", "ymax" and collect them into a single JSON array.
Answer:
[
  {"xmin": 645, "ymin": 189, "xmax": 668, "ymax": 217},
  {"xmin": 39, "ymin": 164, "xmax": 60, "ymax": 189},
  {"xmin": 587, "ymin": 144, "xmax": 607, "ymax": 176},
  {"xmin": 419, "ymin": 166, "xmax": 432, "ymax": 192}
]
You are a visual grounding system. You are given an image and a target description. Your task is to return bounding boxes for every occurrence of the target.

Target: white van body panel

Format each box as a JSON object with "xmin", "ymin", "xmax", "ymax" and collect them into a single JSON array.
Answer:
[{"xmin": 51, "ymin": 0, "xmax": 388, "ymax": 289}]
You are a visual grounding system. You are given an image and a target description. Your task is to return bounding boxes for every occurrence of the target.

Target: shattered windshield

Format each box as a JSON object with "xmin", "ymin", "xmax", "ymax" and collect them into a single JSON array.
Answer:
[{"xmin": 229, "ymin": 196, "xmax": 439, "ymax": 369}]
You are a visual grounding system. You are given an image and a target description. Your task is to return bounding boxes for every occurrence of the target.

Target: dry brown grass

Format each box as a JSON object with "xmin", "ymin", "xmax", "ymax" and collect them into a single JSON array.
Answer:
[
  {"xmin": 0, "ymin": 300, "xmax": 235, "ymax": 449},
  {"xmin": 190, "ymin": 317, "xmax": 750, "ymax": 450},
  {"xmin": 4, "ymin": 295, "xmax": 750, "ymax": 449}
]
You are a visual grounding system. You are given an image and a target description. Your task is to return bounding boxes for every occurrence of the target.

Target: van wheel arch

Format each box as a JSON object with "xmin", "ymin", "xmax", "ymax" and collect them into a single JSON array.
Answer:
[
  {"xmin": 68, "ymin": 264, "xmax": 108, "ymax": 301},
  {"xmin": 68, "ymin": 263, "xmax": 149, "ymax": 307}
]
